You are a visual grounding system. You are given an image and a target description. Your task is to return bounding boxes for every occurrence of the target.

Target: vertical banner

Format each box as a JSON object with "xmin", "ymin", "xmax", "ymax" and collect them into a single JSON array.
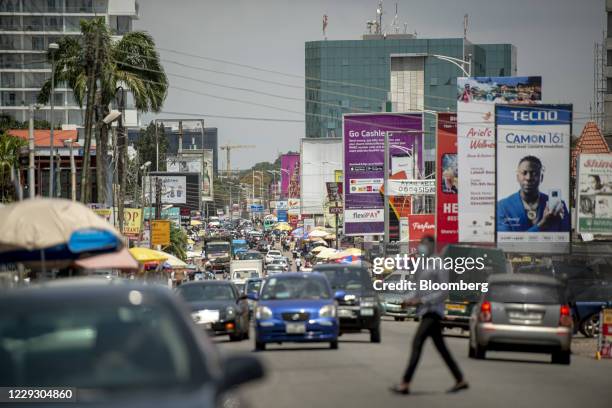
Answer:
[
  {"xmin": 577, "ymin": 153, "xmax": 612, "ymax": 234},
  {"xmin": 343, "ymin": 113, "xmax": 423, "ymax": 236},
  {"xmin": 202, "ymin": 150, "xmax": 214, "ymax": 202},
  {"xmin": 436, "ymin": 113, "xmax": 458, "ymax": 243},
  {"xmin": 281, "ymin": 153, "xmax": 300, "ymax": 199},
  {"xmin": 495, "ymin": 104, "xmax": 571, "ymax": 253},
  {"xmin": 457, "ymin": 76, "xmax": 542, "ymax": 243}
]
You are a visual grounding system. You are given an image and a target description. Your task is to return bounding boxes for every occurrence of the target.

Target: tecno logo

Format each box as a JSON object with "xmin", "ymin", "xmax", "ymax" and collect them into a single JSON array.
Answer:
[{"xmin": 511, "ymin": 110, "xmax": 558, "ymax": 121}]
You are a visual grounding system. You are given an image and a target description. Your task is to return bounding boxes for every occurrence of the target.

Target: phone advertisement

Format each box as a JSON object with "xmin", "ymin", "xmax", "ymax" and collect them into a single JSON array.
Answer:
[
  {"xmin": 495, "ymin": 104, "xmax": 571, "ymax": 253},
  {"xmin": 577, "ymin": 153, "xmax": 612, "ymax": 234}
]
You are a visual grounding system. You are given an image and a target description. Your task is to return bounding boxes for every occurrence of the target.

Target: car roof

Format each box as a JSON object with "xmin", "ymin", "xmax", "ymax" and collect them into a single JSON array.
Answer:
[
  {"xmin": 265, "ymin": 272, "xmax": 325, "ymax": 279},
  {"xmin": 312, "ymin": 264, "xmax": 367, "ymax": 271},
  {"xmin": 180, "ymin": 280, "xmax": 235, "ymax": 287},
  {"xmin": 488, "ymin": 273, "xmax": 562, "ymax": 286}
]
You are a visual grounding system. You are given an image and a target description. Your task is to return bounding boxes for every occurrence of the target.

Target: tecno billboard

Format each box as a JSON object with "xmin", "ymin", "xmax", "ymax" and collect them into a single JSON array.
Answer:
[
  {"xmin": 343, "ymin": 113, "xmax": 423, "ymax": 236},
  {"xmin": 457, "ymin": 76, "xmax": 542, "ymax": 243},
  {"xmin": 495, "ymin": 104, "xmax": 571, "ymax": 253},
  {"xmin": 436, "ymin": 113, "xmax": 458, "ymax": 243}
]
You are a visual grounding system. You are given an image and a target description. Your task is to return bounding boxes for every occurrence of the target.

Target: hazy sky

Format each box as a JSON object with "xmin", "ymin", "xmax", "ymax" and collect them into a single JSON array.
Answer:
[{"xmin": 136, "ymin": 0, "xmax": 604, "ymax": 170}]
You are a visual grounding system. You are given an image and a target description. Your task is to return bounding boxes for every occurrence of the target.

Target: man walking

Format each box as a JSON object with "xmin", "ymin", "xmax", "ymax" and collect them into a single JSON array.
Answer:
[{"xmin": 390, "ymin": 235, "xmax": 469, "ymax": 395}]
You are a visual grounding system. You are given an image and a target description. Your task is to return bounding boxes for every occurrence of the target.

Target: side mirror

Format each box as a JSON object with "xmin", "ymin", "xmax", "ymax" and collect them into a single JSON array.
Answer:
[
  {"xmin": 219, "ymin": 354, "xmax": 265, "ymax": 392},
  {"xmin": 334, "ymin": 290, "xmax": 346, "ymax": 301},
  {"xmin": 237, "ymin": 294, "xmax": 248, "ymax": 302},
  {"xmin": 247, "ymin": 292, "xmax": 259, "ymax": 301}
]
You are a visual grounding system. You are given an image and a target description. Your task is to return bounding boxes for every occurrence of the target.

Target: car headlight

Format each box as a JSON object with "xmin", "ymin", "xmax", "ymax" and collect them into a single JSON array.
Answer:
[
  {"xmin": 255, "ymin": 306, "xmax": 272, "ymax": 320},
  {"xmin": 226, "ymin": 306, "xmax": 236, "ymax": 318},
  {"xmin": 319, "ymin": 304, "xmax": 336, "ymax": 318},
  {"xmin": 360, "ymin": 297, "xmax": 376, "ymax": 307}
]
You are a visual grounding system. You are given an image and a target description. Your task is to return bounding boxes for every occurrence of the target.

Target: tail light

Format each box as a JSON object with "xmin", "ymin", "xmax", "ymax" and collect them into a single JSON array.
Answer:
[
  {"xmin": 559, "ymin": 304, "xmax": 572, "ymax": 327},
  {"xmin": 479, "ymin": 301, "xmax": 492, "ymax": 322}
]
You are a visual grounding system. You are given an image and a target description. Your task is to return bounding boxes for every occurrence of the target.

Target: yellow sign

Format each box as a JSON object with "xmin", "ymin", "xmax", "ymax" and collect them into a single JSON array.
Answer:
[
  {"xmin": 334, "ymin": 170, "xmax": 343, "ymax": 183},
  {"xmin": 151, "ymin": 220, "xmax": 171, "ymax": 246},
  {"xmin": 123, "ymin": 208, "xmax": 142, "ymax": 237},
  {"xmin": 93, "ymin": 208, "xmax": 113, "ymax": 223}
]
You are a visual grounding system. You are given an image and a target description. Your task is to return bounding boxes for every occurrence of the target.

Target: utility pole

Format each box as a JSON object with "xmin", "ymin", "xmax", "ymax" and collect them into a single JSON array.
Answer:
[
  {"xmin": 383, "ymin": 132, "xmax": 390, "ymax": 248},
  {"xmin": 28, "ymin": 105, "xmax": 35, "ymax": 198},
  {"xmin": 48, "ymin": 42, "xmax": 58, "ymax": 197}
]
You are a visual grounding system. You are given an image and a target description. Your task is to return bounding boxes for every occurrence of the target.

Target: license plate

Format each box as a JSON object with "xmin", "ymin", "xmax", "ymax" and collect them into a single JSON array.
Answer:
[
  {"xmin": 446, "ymin": 304, "xmax": 466, "ymax": 312},
  {"xmin": 360, "ymin": 308, "xmax": 374, "ymax": 316},
  {"xmin": 285, "ymin": 322, "xmax": 306, "ymax": 334},
  {"xmin": 338, "ymin": 309, "xmax": 354, "ymax": 318}
]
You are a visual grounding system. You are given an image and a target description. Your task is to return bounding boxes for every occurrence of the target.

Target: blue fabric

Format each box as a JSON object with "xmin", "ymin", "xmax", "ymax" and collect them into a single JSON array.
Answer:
[
  {"xmin": 497, "ymin": 191, "xmax": 570, "ymax": 232},
  {"xmin": 67, "ymin": 229, "xmax": 121, "ymax": 253}
]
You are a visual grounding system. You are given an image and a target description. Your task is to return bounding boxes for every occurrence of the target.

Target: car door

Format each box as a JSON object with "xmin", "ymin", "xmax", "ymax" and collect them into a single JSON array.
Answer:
[{"xmin": 234, "ymin": 285, "xmax": 249, "ymax": 328}]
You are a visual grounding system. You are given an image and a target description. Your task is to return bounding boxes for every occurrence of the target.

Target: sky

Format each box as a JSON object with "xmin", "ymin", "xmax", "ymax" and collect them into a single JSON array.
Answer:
[{"xmin": 135, "ymin": 0, "xmax": 605, "ymax": 170}]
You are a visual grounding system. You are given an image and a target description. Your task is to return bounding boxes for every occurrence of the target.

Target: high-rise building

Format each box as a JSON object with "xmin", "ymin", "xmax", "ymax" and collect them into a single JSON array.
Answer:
[
  {"xmin": 604, "ymin": 0, "xmax": 612, "ymax": 142},
  {"xmin": 0, "ymin": 0, "xmax": 139, "ymax": 127},
  {"xmin": 305, "ymin": 34, "xmax": 516, "ymax": 150}
]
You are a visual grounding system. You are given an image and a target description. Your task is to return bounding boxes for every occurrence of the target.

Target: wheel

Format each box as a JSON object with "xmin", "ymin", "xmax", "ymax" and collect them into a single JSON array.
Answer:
[
  {"xmin": 469, "ymin": 338, "xmax": 486, "ymax": 359},
  {"xmin": 229, "ymin": 333, "xmax": 242, "ymax": 342},
  {"xmin": 243, "ymin": 328, "xmax": 250, "ymax": 340},
  {"xmin": 398, "ymin": 317, "xmax": 406, "ymax": 322},
  {"xmin": 330, "ymin": 340, "xmax": 338, "ymax": 349},
  {"xmin": 580, "ymin": 314, "xmax": 600, "ymax": 338},
  {"xmin": 255, "ymin": 340, "xmax": 266, "ymax": 351},
  {"xmin": 394, "ymin": 317, "xmax": 400, "ymax": 321},
  {"xmin": 551, "ymin": 351, "xmax": 571, "ymax": 365},
  {"xmin": 370, "ymin": 326, "xmax": 381, "ymax": 343},
  {"xmin": 468, "ymin": 343, "xmax": 476, "ymax": 358}
]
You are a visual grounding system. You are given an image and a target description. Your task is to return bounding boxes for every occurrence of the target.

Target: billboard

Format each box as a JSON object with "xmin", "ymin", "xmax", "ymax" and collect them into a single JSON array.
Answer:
[
  {"xmin": 167, "ymin": 150, "xmax": 213, "ymax": 201},
  {"xmin": 577, "ymin": 153, "xmax": 612, "ymax": 234},
  {"xmin": 147, "ymin": 172, "xmax": 201, "ymax": 211},
  {"xmin": 436, "ymin": 113, "xmax": 458, "ymax": 243},
  {"xmin": 281, "ymin": 153, "xmax": 300, "ymax": 199},
  {"xmin": 457, "ymin": 76, "xmax": 542, "ymax": 243},
  {"xmin": 407, "ymin": 214, "xmax": 436, "ymax": 242},
  {"xmin": 288, "ymin": 198, "xmax": 301, "ymax": 215},
  {"xmin": 495, "ymin": 104, "xmax": 571, "ymax": 253},
  {"xmin": 343, "ymin": 113, "xmax": 423, "ymax": 236},
  {"xmin": 301, "ymin": 138, "xmax": 342, "ymax": 216},
  {"xmin": 123, "ymin": 208, "xmax": 142, "ymax": 238}
]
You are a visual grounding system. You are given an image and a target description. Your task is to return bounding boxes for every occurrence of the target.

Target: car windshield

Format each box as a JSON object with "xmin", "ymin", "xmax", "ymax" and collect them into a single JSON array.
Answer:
[
  {"xmin": 316, "ymin": 267, "xmax": 371, "ymax": 291},
  {"xmin": 233, "ymin": 270, "xmax": 260, "ymax": 280},
  {"xmin": 243, "ymin": 252, "xmax": 263, "ymax": 260},
  {"xmin": 0, "ymin": 302, "xmax": 202, "ymax": 389},
  {"xmin": 272, "ymin": 259, "xmax": 286, "ymax": 264},
  {"xmin": 206, "ymin": 244, "xmax": 229, "ymax": 253},
  {"xmin": 235, "ymin": 283, "xmax": 245, "ymax": 293},
  {"xmin": 268, "ymin": 251, "xmax": 281, "ymax": 257},
  {"xmin": 261, "ymin": 277, "xmax": 331, "ymax": 300},
  {"xmin": 177, "ymin": 284, "xmax": 235, "ymax": 302},
  {"xmin": 246, "ymin": 280, "xmax": 262, "ymax": 293},
  {"xmin": 487, "ymin": 283, "xmax": 565, "ymax": 304}
]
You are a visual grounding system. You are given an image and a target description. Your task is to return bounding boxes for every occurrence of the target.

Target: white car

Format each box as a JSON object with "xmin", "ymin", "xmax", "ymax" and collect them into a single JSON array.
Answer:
[
  {"xmin": 270, "ymin": 258, "xmax": 289, "ymax": 271},
  {"xmin": 265, "ymin": 250, "xmax": 282, "ymax": 264}
]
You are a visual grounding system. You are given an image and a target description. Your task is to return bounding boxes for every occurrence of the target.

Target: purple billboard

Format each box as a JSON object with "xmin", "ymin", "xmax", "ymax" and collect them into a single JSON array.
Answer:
[
  {"xmin": 343, "ymin": 113, "xmax": 423, "ymax": 236},
  {"xmin": 280, "ymin": 153, "xmax": 300, "ymax": 199}
]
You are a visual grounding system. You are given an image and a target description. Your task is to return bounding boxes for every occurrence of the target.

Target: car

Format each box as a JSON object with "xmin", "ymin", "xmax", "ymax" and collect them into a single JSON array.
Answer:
[
  {"xmin": 237, "ymin": 250, "xmax": 264, "ymax": 262},
  {"xmin": 265, "ymin": 264, "xmax": 285, "ymax": 276},
  {"xmin": 250, "ymin": 272, "xmax": 339, "ymax": 351},
  {"xmin": 270, "ymin": 258, "xmax": 289, "ymax": 271},
  {"xmin": 569, "ymin": 283, "xmax": 612, "ymax": 337},
  {"xmin": 312, "ymin": 264, "xmax": 382, "ymax": 343},
  {"xmin": 0, "ymin": 278, "xmax": 264, "ymax": 406},
  {"xmin": 176, "ymin": 280, "xmax": 250, "ymax": 341},
  {"xmin": 257, "ymin": 240, "xmax": 270, "ymax": 253},
  {"xmin": 469, "ymin": 273, "xmax": 573, "ymax": 365},
  {"xmin": 265, "ymin": 249, "xmax": 282, "ymax": 264},
  {"xmin": 380, "ymin": 271, "xmax": 417, "ymax": 321},
  {"xmin": 244, "ymin": 277, "xmax": 263, "ymax": 318}
]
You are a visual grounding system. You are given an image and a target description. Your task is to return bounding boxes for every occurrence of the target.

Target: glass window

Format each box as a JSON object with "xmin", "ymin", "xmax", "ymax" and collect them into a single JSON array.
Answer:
[
  {"xmin": 487, "ymin": 283, "xmax": 565, "ymax": 304},
  {"xmin": 0, "ymin": 0, "xmax": 20, "ymax": 12},
  {"xmin": 23, "ymin": 35, "xmax": 45, "ymax": 51},
  {"xmin": 23, "ymin": 54, "xmax": 47, "ymax": 69},
  {"xmin": 608, "ymin": 12, "xmax": 612, "ymax": 38},
  {"xmin": 1, "ymin": 72, "xmax": 18, "ymax": 88},
  {"xmin": 1, "ymin": 91, "xmax": 19, "ymax": 106},
  {"xmin": 44, "ymin": 16, "xmax": 63, "ymax": 31},
  {"xmin": 23, "ymin": 72, "xmax": 46, "ymax": 88},
  {"xmin": 261, "ymin": 276, "xmax": 331, "ymax": 300},
  {"xmin": 23, "ymin": 17, "xmax": 44, "ymax": 31},
  {"xmin": 0, "ymin": 35, "xmax": 19, "ymax": 50},
  {"xmin": 608, "ymin": 50, "xmax": 612, "ymax": 67},
  {"xmin": 0, "ymin": 16, "xmax": 20, "ymax": 31},
  {"xmin": 608, "ymin": 78, "xmax": 612, "ymax": 95},
  {"xmin": 68, "ymin": 109, "xmax": 83, "ymax": 124},
  {"xmin": 176, "ymin": 284, "xmax": 236, "ymax": 302},
  {"xmin": 66, "ymin": 0, "xmax": 93, "ymax": 13},
  {"xmin": 0, "ymin": 54, "xmax": 21, "ymax": 68}
]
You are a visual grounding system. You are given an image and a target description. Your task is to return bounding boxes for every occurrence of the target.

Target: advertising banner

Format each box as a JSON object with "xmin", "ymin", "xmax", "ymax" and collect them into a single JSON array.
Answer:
[
  {"xmin": 436, "ymin": 113, "xmax": 458, "ymax": 243},
  {"xmin": 123, "ymin": 208, "xmax": 142, "ymax": 238},
  {"xmin": 151, "ymin": 220, "xmax": 171, "ymax": 246},
  {"xmin": 387, "ymin": 179, "xmax": 435, "ymax": 196},
  {"xmin": 495, "ymin": 104, "xmax": 571, "ymax": 253},
  {"xmin": 577, "ymin": 153, "xmax": 612, "ymax": 234},
  {"xmin": 343, "ymin": 113, "xmax": 423, "ymax": 236},
  {"xmin": 598, "ymin": 308, "xmax": 612, "ymax": 359},
  {"xmin": 457, "ymin": 76, "xmax": 542, "ymax": 243},
  {"xmin": 281, "ymin": 153, "xmax": 300, "ymax": 199},
  {"xmin": 167, "ymin": 151, "xmax": 213, "ymax": 201},
  {"xmin": 167, "ymin": 155, "xmax": 202, "ymax": 173},
  {"xmin": 303, "ymin": 218, "xmax": 316, "ymax": 235},
  {"xmin": 326, "ymin": 182, "xmax": 343, "ymax": 202},
  {"xmin": 407, "ymin": 214, "xmax": 436, "ymax": 242},
  {"xmin": 277, "ymin": 210, "xmax": 288, "ymax": 222},
  {"xmin": 301, "ymin": 138, "xmax": 342, "ymax": 216},
  {"xmin": 288, "ymin": 198, "xmax": 301, "ymax": 215},
  {"xmin": 147, "ymin": 172, "xmax": 201, "ymax": 210}
]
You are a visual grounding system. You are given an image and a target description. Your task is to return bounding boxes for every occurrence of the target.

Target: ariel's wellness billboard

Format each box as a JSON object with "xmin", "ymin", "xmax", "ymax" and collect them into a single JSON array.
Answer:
[
  {"xmin": 436, "ymin": 113, "xmax": 458, "ymax": 243},
  {"xmin": 495, "ymin": 104, "xmax": 571, "ymax": 253},
  {"xmin": 343, "ymin": 113, "xmax": 423, "ymax": 236}
]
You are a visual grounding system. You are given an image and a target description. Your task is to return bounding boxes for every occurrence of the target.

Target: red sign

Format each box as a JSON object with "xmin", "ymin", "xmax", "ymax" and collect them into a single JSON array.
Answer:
[
  {"xmin": 436, "ymin": 113, "xmax": 458, "ymax": 243},
  {"xmin": 407, "ymin": 214, "xmax": 435, "ymax": 241}
]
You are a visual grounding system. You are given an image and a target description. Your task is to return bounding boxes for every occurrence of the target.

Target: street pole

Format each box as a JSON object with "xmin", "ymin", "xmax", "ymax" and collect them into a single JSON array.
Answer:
[
  {"xmin": 155, "ymin": 121, "xmax": 159, "ymax": 171},
  {"xmin": 48, "ymin": 49, "xmax": 55, "ymax": 197},
  {"xmin": 28, "ymin": 105, "xmax": 35, "ymax": 198},
  {"xmin": 149, "ymin": 174, "xmax": 154, "ymax": 248},
  {"xmin": 383, "ymin": 132, "xmax": 390, "ymax": 248},
  {"xmin": 69, "ymin": 142, "xmax": 76, "ymax": 201},
  {"xmin": 335, "ymin": 210, "xmax": 339, "ymax": 250}
]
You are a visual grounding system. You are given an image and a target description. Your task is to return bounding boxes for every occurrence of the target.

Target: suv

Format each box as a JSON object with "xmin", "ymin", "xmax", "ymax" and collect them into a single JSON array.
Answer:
[
  {"xmin": 265, "ymin": 250, "xmax": 282, "ymax": 264},
  {"xmin": 312, "ymin": 264, "xmax": 382, "ymax": 343}
]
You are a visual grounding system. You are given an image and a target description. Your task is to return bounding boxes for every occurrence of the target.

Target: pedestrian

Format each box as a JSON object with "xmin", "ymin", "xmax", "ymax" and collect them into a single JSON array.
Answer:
[
  {"xmin": 390, "ymin": 235, "xmax": 469, "ymax": 395},
  {"xmin": 295, "ymin": 257, "xmax": 302, "ymax": 271}
]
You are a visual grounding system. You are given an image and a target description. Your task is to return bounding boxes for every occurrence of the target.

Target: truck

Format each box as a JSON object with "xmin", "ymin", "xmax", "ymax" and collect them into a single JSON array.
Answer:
[
  {"xmin": 231, "ymin": 239, "xmax": 249, "ymax": 257},
  {"xmin": 204, "ymin": 239, "xmax": 232, "ymax": 275},
  {"xmin": 230, "ymin": 260, "xmax": 264, "ymax": 289}
]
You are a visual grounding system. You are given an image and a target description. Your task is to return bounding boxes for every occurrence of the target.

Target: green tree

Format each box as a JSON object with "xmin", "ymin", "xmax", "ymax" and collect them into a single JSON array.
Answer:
[
  {"xmin": 134, "ymin": 121, "xmax": 168, "ymax": 172},
  {"xmin": 167, "ymin": 223, "xmax": 188, "ymax": 261},
  {"xmin": 0, "ymin": 133, "xmax": 26, "ymax": 202}
]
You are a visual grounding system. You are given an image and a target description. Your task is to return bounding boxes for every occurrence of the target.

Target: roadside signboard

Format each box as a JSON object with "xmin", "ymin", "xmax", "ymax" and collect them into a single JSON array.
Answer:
[
  {"xmin": 123, "ymin": 208, "xmax": 142, "ymax": 238},
  {"xmin": 436, "ymin": 112, "xmax": 458, "ymax": 243},
  {"xmin": 151, "ymin": 220, "xmax": 171, "ymax": 246},
  {"xmin": 577, "ymin": 153, "xmax": 612, "ymax": 234},
  {"xmin": 597, "ymin": 308, "xmax": 612, "ymax": 359}
]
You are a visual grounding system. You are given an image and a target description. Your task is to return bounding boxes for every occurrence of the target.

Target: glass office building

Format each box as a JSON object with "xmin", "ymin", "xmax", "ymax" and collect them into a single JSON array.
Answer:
[{"xmin": 305, "ymin": 35, "xmax": 516, "ymax": 149}]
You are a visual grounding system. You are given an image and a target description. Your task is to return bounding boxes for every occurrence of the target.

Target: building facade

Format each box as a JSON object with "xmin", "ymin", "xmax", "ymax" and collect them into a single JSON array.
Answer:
[
  {"xmin": 0, "ymin": 0, "xmax": 139, "ymax": 127},
  {"xmin": 305, "ymin": 35, "xmax": 516, "ymax": 149},
  {"xmin": 605, "ymin": 0, "xmax": 612, "ymax": 141}
]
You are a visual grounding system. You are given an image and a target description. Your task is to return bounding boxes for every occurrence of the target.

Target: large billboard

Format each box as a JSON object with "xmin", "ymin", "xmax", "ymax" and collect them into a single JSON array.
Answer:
[
  {"xmin": 281, "ymin": 153, "xmax": 300, "ymax": 199},
  {"xmin": 343, "ymin": 113, "xmax": 423, "ymax": 236},
  {"xmin": 436, "ymin": 113, "xmax": 458, "ymax": 243},
  {"xmin": 147, "ymin": 172, "xmax": 201, "ymax": 211},
  {"xmin": 577, "ymin": 153, "xmax": 612, "ymax": 234},
  {"xmin": 457, "ymin": 76, "xmax": 542, "ymax": 243},
  {"xmin": 167, "ymin": 150, "xmax": 214, "ymax": 201},
  {"xmin": 301, "ymin": 138, "xmax": 342, "ymax": 216},
  {"xmin": 495, "ymin": 104, "xmax": 571, "ymax": 253}
]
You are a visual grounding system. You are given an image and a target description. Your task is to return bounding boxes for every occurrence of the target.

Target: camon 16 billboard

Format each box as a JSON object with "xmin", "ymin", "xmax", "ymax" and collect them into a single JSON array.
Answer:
[
  {"xmin": 457, "ymin": 76, "xmax": 542, "ymax": 243},
  {"xmin": 577, "ymin": 153, "xmax": 612, "ymax": 234},
  {"xmin": 495, "ymin": 104, "xmax": 571, "ymax": 254},
  {"xmin": 281, "ymin": 153, "xmax": 300, "ymax": 199},
  {"xmin": 343, "ymin": 113, "xmax": 423, "ymax": 236}
]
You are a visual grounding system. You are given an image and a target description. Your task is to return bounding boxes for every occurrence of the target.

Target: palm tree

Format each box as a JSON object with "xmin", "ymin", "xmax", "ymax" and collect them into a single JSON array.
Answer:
[
  {"xmin": 38, "ymin": 17, "xmax": 168, "ymax": 215},
  {"xmin": 0, "ymin": 132, "xmax": 26, "ymax": 202}
]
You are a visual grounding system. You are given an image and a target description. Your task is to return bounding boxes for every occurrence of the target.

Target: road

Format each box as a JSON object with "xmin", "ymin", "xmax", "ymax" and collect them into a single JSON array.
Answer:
[{"xmin": 215, "ymin": 318, "xmax": 612, "ymax": 408}]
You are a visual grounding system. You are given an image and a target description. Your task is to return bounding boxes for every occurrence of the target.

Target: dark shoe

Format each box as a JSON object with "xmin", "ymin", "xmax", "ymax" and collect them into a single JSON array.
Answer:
[
  {"xmin": 389, "ymin": 384, "xmax": 410, "ymax": 395},
  {"xmin": 447, "ymin": 381, "xmax": 469, "ymax": 393}
]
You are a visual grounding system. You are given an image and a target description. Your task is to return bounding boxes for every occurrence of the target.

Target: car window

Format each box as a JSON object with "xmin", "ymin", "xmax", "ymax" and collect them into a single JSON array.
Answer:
[
  {"xmin": 233, "ymin": 270, "xmax": 259, "ymax": 280},
  {"xmin": 487, "ymin": 283, "xmax": 565, "ymax": 304},
  {"xmin": 246, "ymin": 280, "xmax": 262, "ymax": 293},
  {"xmin": 177, "ymin": 284, "xmax": 236, "ymax": 301},
  {"xmin": 261, "ymin": 277, "xmax": 331, "ymax": 300},
  {"xmin": 315, "ymin": 267, "xmax": 371, "ymax": 291}
]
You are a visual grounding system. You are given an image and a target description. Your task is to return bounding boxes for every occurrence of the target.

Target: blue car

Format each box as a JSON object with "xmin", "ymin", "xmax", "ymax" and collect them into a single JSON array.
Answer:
[{"xmin": 250, "ymin": 273, "xmax": 339, "ymax": 351}]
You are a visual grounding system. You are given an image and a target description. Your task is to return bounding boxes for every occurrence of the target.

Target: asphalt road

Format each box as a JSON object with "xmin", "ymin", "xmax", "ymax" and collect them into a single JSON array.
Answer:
[{"xmin": 215, "ymin": 318, "xmax": 612, "ymax": 408}]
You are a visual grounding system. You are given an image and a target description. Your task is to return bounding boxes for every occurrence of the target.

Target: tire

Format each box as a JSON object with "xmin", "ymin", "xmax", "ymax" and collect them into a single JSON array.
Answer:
[
  {"xmin": 398, "ymin": 317, "xmax": 406, "ymax": 322},
  {"xmin": 580, "ymin": 314, "xmax": 600, "ymax": 338},
  {"xmin": 243, "ymin": 328, "xmax": 250, "ymax": 340},
  {"xmin": 394, "ymin": 317, "xmax": 400, "ymax": 321},
  {"xmin": 470, "ymin": 340, "xmax": 486, "ymax": 359},
  {"xmin": 551, "ymin": 351, "xmax": 571, "ymax": 365},
  {"xmin": 330, "ymin": 340, "xmax": 338, "ymax": 349},
  {"xmin": 468, "ymin": 343, "xmax": 476, "ymax": 358},
  {"xmin": 370, "ymin": 326, "xmax": 381, "ymax": 343},
  {"xmin": 255, "ymin": 340, "xmax": 266, "ymax": 351},
  {"xmin": 229, "ymin": 332, "xmax": 242, "ymax": 342}
]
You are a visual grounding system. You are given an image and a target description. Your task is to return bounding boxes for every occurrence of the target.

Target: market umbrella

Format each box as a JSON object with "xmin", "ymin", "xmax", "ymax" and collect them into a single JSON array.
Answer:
[
  {"xmin": 0, "ymin": 198, "xmax": 122, "ymax": 265},
  {"xmin": 328, "ymin": 247, "xmax": 363, "ymax": 260},
  {"xmin": 291, "ymin": 227, "xmax": 304, "ymax": 237},
  {"xmin": 190, "ymin": 220, "xmax": 202, "ymax": 226},
  {"xmin": 129, "ymin": 247, "xmax": 169, "ymax": 263},
  {"xmin": 310, "ymin": 246, "xmax": 326, "ymax": 254},
  {"xmin": 308, "ymin": 229, "xmax": 330, "ymax": 239},
  {"xmin": 187, "ymin": 238, "xmax": 195, "ymax": 245},
  {"xmin": 311, "ymin": 239, "xmax": 328, "ymax": 247},
  {"xmin": 315, "ymin": 247, "xmax": 339, "ymax": 259},
  {"xmin": 74, "ymin": 247, "xmax": 139, "ymax": 271},
  {"xmin": 337, "ymin": 255, "xmax": 362, "ymax": 264},
  {"xmin": 162, "ymin": 252, "xmax": 188, "ymax": 269},
  {"xmin": 273, "ymin": 222, "xmax": 292, "ymax": 231}
]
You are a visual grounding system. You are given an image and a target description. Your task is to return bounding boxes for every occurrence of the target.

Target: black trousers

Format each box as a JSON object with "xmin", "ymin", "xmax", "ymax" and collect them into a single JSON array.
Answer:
[{"xmin": 402, "ymin": 313, "xmax": 464, "ymax": 383}]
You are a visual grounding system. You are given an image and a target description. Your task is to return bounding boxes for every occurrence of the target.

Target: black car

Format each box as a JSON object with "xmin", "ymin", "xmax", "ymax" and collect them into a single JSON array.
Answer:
[
  {"xmin": 312, "ymin": 264, "xmax": 382, "ymax": 343},
  {"xmin": 0, "ymin": 278, "xmax": 264, "ymax": 407},
  {"xmin": 176, "ymin": 280, "xmax": 250, "ymax": 341}
]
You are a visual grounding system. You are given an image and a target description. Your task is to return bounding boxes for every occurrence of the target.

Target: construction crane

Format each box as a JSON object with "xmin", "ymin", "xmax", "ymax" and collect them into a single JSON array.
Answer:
[{"xmin": 220, "ymin": 145, "xmax": 255, "ymax": 178}]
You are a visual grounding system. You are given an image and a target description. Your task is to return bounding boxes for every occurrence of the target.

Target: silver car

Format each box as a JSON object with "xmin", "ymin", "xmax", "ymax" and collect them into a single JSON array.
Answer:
[
  {"xmin": 380, "ymin": 271, "xmax": 417, "ymax": 321},
  {"xmin": 469, "ymin": 274, "xmax": 572, "ymax": 364}
]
